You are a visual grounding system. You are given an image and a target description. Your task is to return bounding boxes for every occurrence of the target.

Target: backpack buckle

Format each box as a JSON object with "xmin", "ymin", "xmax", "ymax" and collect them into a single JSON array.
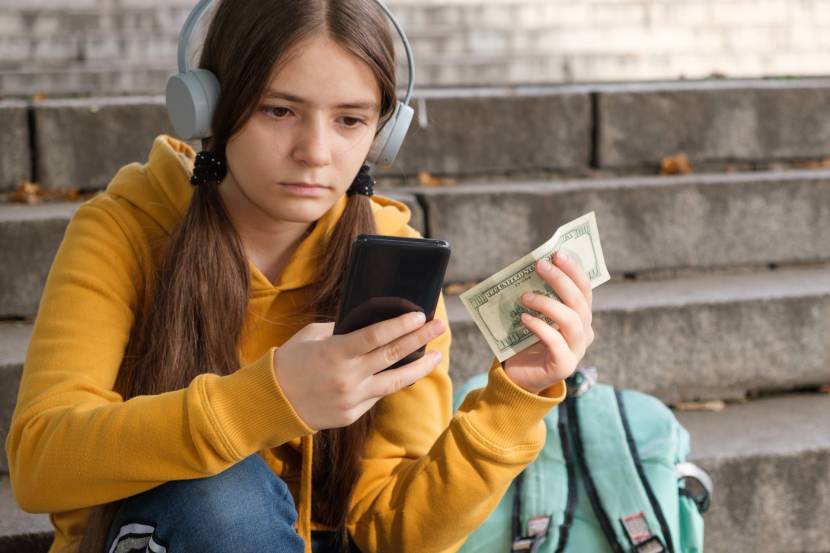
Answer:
[
  {"xmin": 511, "ymin": 515, "xmax": 552, "ymax": 553},
  {"xmin": 633, "ymin": 536, "xmax": 666, "ymax": 553},
  {"xmin": 621, "ymin": 512, "xmax": 666, "ymax": 553},
  {"xmin": 621, "ymin": 511, "xmax": 651, "ymax": 544}
]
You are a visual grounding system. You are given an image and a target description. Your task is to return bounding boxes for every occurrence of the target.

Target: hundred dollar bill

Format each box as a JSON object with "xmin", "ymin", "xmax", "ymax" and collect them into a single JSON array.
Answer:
[{"xmin": 459, "ymin": 211, "xmax": 610, "ymax": 362}]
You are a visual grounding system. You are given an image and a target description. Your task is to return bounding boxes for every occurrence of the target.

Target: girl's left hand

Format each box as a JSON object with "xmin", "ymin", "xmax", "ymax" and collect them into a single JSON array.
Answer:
[{"xmin": 503, "ymin": 250, "xmax": 595, "ymax": 395}]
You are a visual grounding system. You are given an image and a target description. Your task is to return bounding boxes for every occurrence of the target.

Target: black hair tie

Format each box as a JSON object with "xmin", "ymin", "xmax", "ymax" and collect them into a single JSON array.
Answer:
[
  {"xmin": 190, "ymin": 150, "xmax": 227, "ymax": 186},
  {"xmin": 347, "ymin": 164, "xmax": 375, "ymax": 197}
]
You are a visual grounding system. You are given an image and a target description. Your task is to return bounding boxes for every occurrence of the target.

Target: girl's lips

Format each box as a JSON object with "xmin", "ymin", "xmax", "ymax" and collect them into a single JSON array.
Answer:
[{"xmin": 279, "ymin": 182, "xmax": 329, "ymax": 196}]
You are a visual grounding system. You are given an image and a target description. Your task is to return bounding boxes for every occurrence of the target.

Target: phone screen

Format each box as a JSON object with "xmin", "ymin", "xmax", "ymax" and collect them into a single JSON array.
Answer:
[{"xmin": 334, "ymin": 235, "xmax": 451, "ymax": 370}]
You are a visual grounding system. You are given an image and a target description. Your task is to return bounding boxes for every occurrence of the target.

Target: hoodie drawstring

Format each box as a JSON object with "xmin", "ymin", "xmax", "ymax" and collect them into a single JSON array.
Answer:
[{"xmin": 298, "ymin": 434, "xmax": 314, "ymax": 552}]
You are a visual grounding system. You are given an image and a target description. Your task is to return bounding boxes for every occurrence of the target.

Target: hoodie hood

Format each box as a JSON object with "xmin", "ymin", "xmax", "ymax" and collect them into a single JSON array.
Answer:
[{"xmin": 105, "ymin": 134, "xmax": 413, "ymax": 291}]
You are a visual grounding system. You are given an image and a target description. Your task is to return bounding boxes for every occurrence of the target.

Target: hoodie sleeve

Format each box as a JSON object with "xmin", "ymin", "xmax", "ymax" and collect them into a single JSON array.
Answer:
[
  {"xmin": 5, "ymin": 199, "xmax": 315, "ymax": 514},
  {"xmin": 346, "ymin": 228, "xmax": 567, "ymax": 553}
]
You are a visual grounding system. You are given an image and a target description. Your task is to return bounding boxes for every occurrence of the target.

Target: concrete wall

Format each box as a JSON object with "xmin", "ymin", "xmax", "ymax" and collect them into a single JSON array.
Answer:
[
  {"xmin": 5, "ymin": 78, "xmax": 830, "ymax": 192},
  {"xmin": 2, "ymin": 0, "xmax": 830, "ymax": 96},
  {"xmin": 392, "ymin": 0, "xmax": 830, "ymax": 84}
]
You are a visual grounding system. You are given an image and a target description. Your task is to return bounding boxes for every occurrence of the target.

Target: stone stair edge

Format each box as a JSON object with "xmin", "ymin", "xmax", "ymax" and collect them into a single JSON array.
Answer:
[
  {"xmin": 1, "ymin": 261, "xmax": 825, "ymax": 330},
  {"xmin": 393, "ymin": 166, "xmax": 830, "ymax": 194},
  {"xmin": 1, "ymin": 261, "xmax": 827, "ymax": 329},
  {"xmin": 445, "ymin": 263, "xmax": 830, "ymax": 314},
  {"xmin": 4, "ymin": 161, "xmax": 830, "ymax": 200}
]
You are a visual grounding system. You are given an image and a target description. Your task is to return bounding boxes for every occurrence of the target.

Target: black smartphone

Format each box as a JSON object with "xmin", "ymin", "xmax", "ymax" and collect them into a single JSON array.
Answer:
[{"xmin": 333, "ymin": 234, "xmax": 451, "ymax": 371}]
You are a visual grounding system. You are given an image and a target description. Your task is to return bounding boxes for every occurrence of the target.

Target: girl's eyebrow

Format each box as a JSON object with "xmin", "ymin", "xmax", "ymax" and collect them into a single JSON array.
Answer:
[{"xmin": 264, "ymin": 89, "xmax": 378, "ymax": 111}]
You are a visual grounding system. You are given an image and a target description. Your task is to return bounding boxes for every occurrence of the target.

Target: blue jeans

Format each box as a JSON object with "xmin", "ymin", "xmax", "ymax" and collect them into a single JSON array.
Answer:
[{"xmin": 104, "ymin": 454, "xmax": 358, "ymax": 553}]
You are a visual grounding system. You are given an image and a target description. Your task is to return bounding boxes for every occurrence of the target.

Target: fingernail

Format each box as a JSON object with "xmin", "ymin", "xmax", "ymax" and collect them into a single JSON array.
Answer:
[
  {"xmin": 522, "ymin": 292, "xmax": 535, "ymax": 304},
  {"xmin": 539, "ymin": 259, "xmax": 553, "ymax": 272},
  {"xmin": 429, "ymin": 350, "xmax": 442, "ymax": 362},
  {"xmin": 409, "ymin": 311, "xmax": 426, "ymax": 324},
  {"xmin": 556, "ymin": 251, "xmax": 568, "ymax": 263}
]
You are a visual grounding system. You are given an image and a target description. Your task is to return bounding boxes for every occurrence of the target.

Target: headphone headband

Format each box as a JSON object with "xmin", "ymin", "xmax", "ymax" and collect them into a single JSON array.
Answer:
[{"xmin": 175, "ymin": 0, "xmax": 414, "ymax": 108}]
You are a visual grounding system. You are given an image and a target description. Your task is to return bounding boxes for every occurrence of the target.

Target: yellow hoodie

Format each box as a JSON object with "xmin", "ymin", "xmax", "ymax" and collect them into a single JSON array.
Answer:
[{"xmin": 5, "ymin": 135, "xmax": 567, "ymax": 553}]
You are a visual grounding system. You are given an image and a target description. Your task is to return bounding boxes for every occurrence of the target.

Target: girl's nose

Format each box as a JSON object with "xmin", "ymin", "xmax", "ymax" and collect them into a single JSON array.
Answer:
[{"xmin": 292, "ymin": 117, "xmax": 333, "ymax": 167}]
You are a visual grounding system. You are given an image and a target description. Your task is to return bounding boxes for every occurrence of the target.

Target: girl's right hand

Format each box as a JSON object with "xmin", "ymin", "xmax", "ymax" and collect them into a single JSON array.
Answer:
[{"xmin": 273, "ymin": 311, "xmax": 446, "ymax": 430}]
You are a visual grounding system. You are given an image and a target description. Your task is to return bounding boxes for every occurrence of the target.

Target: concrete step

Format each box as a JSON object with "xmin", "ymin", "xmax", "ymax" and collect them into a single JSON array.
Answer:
[
  {"xmin": 446, "ymin": 263, "xmax": 830, "ymax": 404},
  {"xmin": 0, "ymin": 191, "xmax": 422, "ymax": 320},
  {"xmin": 0, "ymin": 65, "xmax": 175, "ymax": 98},
  {"xmin": 5, "ymin": 81, "xmax": 830, "ymax": 191},
  {"xmin": 0, "ymin": 321, "xmax": 30, "ymax": 474},
  {"xmin": 406, "ymin": 168, "xmax": 830, "ymax": 283},
  {"xmin": 0, "ymin": 476, "xmax": 51, "ymax": 553},
  {"xmin": 0, "ymin": 201, "xmax": 82, "ymax": 320},
  {"xmin": 0, "ymin": 99, "xmax": 29, "ymax": 192},
  {"xmin": 677, "ymin": 392, "xmax": 830, "ymax": 553},
  {"xmin": 1, "ymin": 393, "xmax": 828, "ymax": 553},
  {"xmin": 3, "ymin": 167, "xmax": 830, "ymax": 315}
]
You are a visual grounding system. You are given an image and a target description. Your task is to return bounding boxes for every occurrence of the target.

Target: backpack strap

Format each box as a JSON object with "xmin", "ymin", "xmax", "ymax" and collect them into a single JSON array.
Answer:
[
  {"xmin": 552, "ymin": 396, "xmax": 578, "ymax": 553},
  {"xmin": 615, "ymin": 390, "xmax": 676, "ymax": 553},
  {"xmin": 570, "ymin": 384, "xmax": 673, "ymax": 553},
  {"xmin": 510, "ymin": 404, "xmax": 577, "ymax": 553}
]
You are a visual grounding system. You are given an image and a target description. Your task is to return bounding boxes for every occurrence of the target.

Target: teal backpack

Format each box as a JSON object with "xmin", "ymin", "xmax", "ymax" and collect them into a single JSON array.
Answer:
[{"xmin": 452, "ymin": 368, "xmax": 713, "ymax": 553}]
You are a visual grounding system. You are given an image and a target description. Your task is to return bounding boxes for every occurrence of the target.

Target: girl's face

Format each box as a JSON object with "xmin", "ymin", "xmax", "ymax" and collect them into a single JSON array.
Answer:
[{"xmin": 221, "ymin": 33, "xmax": 383, "ymax": 225}]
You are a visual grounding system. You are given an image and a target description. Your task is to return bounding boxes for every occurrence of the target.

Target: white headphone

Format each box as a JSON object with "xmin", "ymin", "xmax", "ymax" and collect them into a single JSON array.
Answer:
[{"xmin": 165, "ymin": 0, "xmax": 415, "ymax": 167}]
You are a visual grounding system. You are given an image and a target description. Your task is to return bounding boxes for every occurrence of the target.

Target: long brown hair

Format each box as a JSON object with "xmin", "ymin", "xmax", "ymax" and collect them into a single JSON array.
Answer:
[{"xmin": 78, "ymin": 1, "xmax": 397, "ymax": 551}]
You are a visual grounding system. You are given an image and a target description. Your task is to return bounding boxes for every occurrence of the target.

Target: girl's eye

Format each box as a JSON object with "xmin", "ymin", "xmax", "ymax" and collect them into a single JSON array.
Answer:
[
  {"xmin": 339, "ymin": 116, "xmax": 365, "ymax": 128},
  {"xmin": 261, "ymin": 106, "xmax": 291, "ymax": 118}
]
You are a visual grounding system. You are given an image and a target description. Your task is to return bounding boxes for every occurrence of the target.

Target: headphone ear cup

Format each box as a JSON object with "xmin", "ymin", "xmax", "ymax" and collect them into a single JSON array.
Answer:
[
  {"xmin": 165, "ymin": 68, "xmax": 221, "ymax": 140},
  {"xmin": 367, "ymin": 101, "xmax": 414, "ymax": 167}
]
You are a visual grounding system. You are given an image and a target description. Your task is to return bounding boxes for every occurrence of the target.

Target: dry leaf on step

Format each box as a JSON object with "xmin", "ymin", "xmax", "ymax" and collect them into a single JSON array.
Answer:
[
  {"xmin": 660, "ymin": 153, "xmax": 694, "ymax": 175},
  {"xmin": 8, "ymin": 181, "xmax": 45, "ymax": 204},
  {"xmin": 8, "ymin": 180, "xmax": 81, "ymax": 204},
  {"xmin": 418, "ymin": 170, "xmax": 457, "ymax": 187},
  {"xmin": 793, "ymin": 158, "xmax": 830, "ymax": 169},
  {"xmin": 672, "ymin": 399, "xmax": 725, "ymax": 412}
]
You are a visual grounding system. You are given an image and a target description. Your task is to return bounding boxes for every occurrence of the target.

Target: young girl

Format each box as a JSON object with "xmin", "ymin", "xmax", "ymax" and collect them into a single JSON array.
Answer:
[{"xmin": 5, "ymin": 1, "xmax": 595, "ymax": 552}]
